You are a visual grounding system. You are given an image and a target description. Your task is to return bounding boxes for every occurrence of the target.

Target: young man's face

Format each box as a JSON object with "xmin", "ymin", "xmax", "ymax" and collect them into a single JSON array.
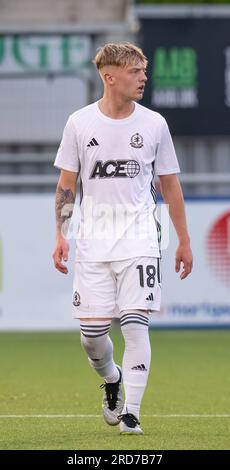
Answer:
[{"xmin": 103, "ymin": 60, "xmax": 147, "ymax": 102}]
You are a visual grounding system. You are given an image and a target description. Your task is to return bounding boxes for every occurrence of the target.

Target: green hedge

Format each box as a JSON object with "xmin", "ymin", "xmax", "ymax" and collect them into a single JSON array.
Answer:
[{"xmin": 136, "ymin": 1, "xmax": 230, "ymax": 4}]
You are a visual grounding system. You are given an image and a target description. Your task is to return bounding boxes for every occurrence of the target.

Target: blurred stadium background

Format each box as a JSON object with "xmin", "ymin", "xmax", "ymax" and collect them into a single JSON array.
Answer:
[{"xmin": 0, "ymin": 0, "xmax": 229, "ymax": 450}]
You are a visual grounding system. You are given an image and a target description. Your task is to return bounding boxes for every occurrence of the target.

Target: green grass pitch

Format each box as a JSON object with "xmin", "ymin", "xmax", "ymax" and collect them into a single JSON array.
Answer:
[{"xmin": 0, "ymin": 329, "xmax": 229, "ymax": 450}]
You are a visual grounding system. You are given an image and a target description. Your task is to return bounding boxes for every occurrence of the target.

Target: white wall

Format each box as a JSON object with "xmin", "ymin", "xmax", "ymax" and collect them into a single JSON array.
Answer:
[{"xmin": 0, "ymin": 0, "xmax": 129, "ymax": 24}]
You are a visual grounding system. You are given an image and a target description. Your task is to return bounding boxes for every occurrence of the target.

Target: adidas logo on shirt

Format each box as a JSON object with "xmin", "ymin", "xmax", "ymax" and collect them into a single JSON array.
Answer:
[
  {"xmin": 87, "ymin": 138, "xmax": 99, "ymax": 147},
  {"xmin": 146, "ymin": 293, "xmax": 154, "ymax": 301}
]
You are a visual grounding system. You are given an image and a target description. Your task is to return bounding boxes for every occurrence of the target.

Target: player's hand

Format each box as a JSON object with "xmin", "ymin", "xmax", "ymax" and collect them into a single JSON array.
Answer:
[
  {"xmin": 175, "ymin": 242, "xmax": 193, "ymax": 280},
  {"xmin": 52, "ymin": 235, "xmax": 69, "ymax": 274}
]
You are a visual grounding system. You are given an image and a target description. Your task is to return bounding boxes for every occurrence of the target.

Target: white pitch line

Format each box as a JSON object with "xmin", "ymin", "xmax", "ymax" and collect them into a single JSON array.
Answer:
[{"xmin": 0, "ymin": 414, "xmax": 230, "ymax": 419}]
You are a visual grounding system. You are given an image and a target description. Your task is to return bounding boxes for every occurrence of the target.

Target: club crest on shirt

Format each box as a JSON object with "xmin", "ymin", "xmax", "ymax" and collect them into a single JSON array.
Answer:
[
  {"xmin": 130, "ymin": 132, "xmax": 143, "ymax": 148},
  {"xmin": 73, "ymin": 291, "xmax": 81, "ymax": 307}
]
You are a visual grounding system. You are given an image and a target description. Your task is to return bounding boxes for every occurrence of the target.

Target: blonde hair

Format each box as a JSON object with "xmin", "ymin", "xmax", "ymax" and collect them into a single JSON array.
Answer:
[{"xmin": 93, "ymin": 42, "xmax": 148, "ymax": 70}]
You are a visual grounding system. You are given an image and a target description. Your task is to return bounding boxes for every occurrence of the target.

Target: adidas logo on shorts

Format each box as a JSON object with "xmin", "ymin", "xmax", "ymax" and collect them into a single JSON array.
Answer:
[{"xmin": 146, "ymin": 293, "xmax": 154, "ymax": 301}]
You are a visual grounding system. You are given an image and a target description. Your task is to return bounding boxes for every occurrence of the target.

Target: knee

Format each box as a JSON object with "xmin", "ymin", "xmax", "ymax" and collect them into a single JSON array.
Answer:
[
  {"xmin": 80, "ymin": 319, "xmax": 111, "ymax": 360},
  {"xmin": 120, "ymin": 311, "xmax": 149, "ymax": 347},
  {"xmin": 80, "ymin": 333, "xmax": 108, "ymax": 360}
]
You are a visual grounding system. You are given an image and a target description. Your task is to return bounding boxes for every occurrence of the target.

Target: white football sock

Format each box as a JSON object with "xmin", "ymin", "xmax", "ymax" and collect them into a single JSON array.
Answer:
[
  {"xmin": 120, "ymin": 312, "xmax": 151, "ymax": 420},
  {"xmin": 80, "ymin": 320, "xmax": 119, "ymax": 383}
]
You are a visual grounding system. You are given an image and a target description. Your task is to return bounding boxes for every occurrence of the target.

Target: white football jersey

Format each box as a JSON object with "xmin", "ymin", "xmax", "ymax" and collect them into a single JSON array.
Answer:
[{"xmin": 54, "ymin": 101, "xmax": 180, "ymax": 261}]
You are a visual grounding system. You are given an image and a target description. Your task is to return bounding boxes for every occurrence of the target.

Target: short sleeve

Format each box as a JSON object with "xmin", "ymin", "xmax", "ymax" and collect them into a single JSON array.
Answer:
[
  {"xmin": 155, "ymin": 118, "xmax": 180, "ymax": 176},
  {"xmin": 54, "ymin": 116, "xmax": 80, "ymax": 172}
]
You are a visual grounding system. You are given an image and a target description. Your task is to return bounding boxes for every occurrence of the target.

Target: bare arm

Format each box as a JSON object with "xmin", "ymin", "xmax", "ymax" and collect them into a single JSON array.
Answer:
[
  {"xmin": 159, "ymin": 173, "xmax": 193, "ymax": 279},
  {"xmin": 53, "ymin": 169, "xmax": 78, "ymax": 274}
]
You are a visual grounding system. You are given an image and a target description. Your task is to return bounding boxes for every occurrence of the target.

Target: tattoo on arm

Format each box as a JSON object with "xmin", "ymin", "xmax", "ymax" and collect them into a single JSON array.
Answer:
[{"xmin": 55, "ymin": 185, "xmax": 75, "ymax": 234}]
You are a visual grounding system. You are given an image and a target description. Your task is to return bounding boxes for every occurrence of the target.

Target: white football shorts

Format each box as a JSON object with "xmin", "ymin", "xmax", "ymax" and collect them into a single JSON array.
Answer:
[{"xmin": 72, "ymin": 256, "xmax": 161, "ymax": 319}]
